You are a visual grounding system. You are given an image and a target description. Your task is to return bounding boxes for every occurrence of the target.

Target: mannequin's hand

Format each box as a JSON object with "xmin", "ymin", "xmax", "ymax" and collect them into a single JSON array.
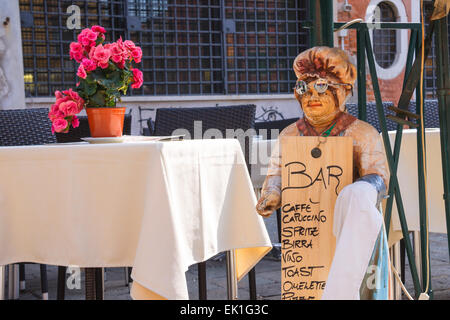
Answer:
[{"xmin": 256, "ymin": 190, "xmax": 281, "ymax": 217}]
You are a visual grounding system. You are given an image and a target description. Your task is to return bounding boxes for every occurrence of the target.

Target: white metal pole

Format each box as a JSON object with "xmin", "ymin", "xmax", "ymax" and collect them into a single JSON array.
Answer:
[
  {"xmin": 392, "ymin": 242, "xmax": 402, "ymax": 300},
  {"xmin": 0, "ymin": 265, "xmax": 5, "ymax": 300},
  {"xmin": 226, "ymin": 250, "xmax": 238, "ymax": 300}
]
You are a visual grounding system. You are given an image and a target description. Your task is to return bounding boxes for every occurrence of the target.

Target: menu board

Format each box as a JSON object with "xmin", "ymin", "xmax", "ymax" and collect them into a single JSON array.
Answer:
[{"xmin": 280, "ymin": 136, "xmax": 353, "ymax": 300}]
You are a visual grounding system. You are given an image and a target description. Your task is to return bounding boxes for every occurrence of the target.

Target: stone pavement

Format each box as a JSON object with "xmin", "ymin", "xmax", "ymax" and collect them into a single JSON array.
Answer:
[{"xmin": 13, "ymin": 233, "xmax": 449, "ymax": 300}]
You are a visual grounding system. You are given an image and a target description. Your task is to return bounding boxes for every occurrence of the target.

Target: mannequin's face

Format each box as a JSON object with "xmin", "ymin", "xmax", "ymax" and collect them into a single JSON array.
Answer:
[{"xmin": 294, "ymin": 78, "xmax": 348, "ymax": 126}]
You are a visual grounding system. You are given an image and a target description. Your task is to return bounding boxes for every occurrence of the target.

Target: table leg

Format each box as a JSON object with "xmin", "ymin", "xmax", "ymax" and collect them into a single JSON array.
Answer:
[
  {"xmin": 8, "ymin": 264, "xmax": 19, "ymax": 300},
  {"xmin": 19, "ymin": 263, "xmax": 25, "ymax": 291},
  {"xmin": 95, "ymin": 268, "xmax": 104, "ymax": 300},
  {"xmin": 198, "ymin": 262, "xmax": 207, "ymax": 300},
  {"xmin": 413, "ymin": 231, "xmax": 423, "ymax": 287},
  {"xmin": 226, "ymin": 250, "xmax": 238, "ymax": 300},
  {"xmin": 85, "ymin": 268, "xmax": 96, "ymax": 300},
  {"xmin": 248, "ymin": 267, "xmax": 257, "ymax": 300},
  {"xmin": 391, "ymin": 242, "xmax": 402, "ymax": 300},
  {"xmin": 0, "ymin": 265, "xmax": 6, "ymax": 300},
  {"xmin": 57, "ymin": 266, "xmax": 67, "ymax": 300}
]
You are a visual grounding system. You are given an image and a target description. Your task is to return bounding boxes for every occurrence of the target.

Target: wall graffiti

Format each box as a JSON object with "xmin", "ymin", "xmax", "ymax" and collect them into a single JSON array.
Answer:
[{"xmin": 255, "ymin": 106, "xmax": 285, "ymax": 122}]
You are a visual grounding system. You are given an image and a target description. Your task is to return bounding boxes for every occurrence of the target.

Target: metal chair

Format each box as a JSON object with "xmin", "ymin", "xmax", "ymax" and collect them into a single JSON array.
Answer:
[
  {"xmin": 145, "ymin": 117, "xmax": 155, "ymax": 136},
  {"xmin": 55, "ymin": 110, "xmax": 133, "ymax": 300},
  {"xmin": 138, "ymin": 106, "xmax": 155, "ymax": 135},
  {"xmin": 152, "ymin": 104, "xmax": 257, "ymax": 300},
  {"xmin": 0, "ymin": 108, "xmax": 56, "ymax": 300}
]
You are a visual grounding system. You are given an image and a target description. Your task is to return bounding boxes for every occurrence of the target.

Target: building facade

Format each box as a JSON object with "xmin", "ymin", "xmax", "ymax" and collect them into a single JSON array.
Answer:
[{"xmin": 0, "ymin": 0, "xmax": 445, "ymax": 134}]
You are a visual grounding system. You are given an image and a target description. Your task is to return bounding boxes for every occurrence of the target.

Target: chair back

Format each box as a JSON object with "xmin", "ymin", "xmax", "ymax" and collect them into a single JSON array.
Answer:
[
  {"xmin": 153, "ymin": 104, "xmax": 256, "ymax": 168},
  {"xmin": 346, "ymin": 100, "xmax": 440, "ymax": 131},
  {"xmin": 0, "ymin": 108, "xmax": 56, "ymax": 146},
  {"xmin": 55, "ymin": 113, "xmax": 132, "ymax": 143},
  {"xmin": 345, "ymin": 101, "xmax": 397, "ymax": 132},
  {"xmin": 254, "ymin": 118, "xmax": 298, "ymax": 140},
  {"xmin": 153, "ymin": 104, "xmax": 256, "ymax": 137},
  {"xmin": 409, "ymin": 99, "xmax": 440, "ymax": 129}
]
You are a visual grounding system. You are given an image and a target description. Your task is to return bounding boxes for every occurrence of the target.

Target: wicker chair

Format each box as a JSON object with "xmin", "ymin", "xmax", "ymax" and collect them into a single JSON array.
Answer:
[
  {"xmin": 0, "ymin": 108, "xmax": 56, "ymax": 146},
  {"xmin": 345, "ymin": 101, "xmax": 398, "ymax": 132},
  {"xmin": 345, "ymin": 100, "xmax": 440, "ymax": 131},
  {"xmin": 254, "ymin": 118, "xmax": 298, "ymax": 140},
  {"xmin": 409, "ymin": 99, "xmax": 440, "ymax": 128},
  {"xmin": 152, "ymin": 104, "xmax": 257, "ymax": 300},
  {"xmin": 0, "ymin": 108, "xmax": 55, "ymax": 300}
]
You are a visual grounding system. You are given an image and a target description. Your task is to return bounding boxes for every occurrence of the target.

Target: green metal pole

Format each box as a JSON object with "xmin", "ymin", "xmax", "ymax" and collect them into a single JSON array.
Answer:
[
  {"xmin": 310, "ymin": 0, "xmax": 321, "ymax": 46},
  {"xmin": 364, "ymin": 28, "xmax": 422, "ymax": 297},
  {"xmin": 320, "ymin": 0, "xmax": 334, "ymax": 47},
  {"xmin": 384, "ymin": 29, "xmax": 417, "ymax": 236},
  {"xmin": 434, "ymin": 14, "xmax": 450, "ymax": 260},
  {"xmin": 415, "ymin": 25, "xmax": 432, "ymax": 298},
  {"xmin": 356, "ymin": 30, "xmax": 367, "ymax": 121}
]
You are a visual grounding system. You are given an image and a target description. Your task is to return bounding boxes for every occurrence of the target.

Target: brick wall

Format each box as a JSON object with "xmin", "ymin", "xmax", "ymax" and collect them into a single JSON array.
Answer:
[{"xmin": 336, "ymin": 0, "xmax": 413, "ymax": 105}]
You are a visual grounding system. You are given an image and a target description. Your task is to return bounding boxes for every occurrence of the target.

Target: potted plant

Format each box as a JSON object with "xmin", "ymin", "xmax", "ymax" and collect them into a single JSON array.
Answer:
[{"xmin": 48, "ymin": 25, "xmax": 143, "ymax": 137}]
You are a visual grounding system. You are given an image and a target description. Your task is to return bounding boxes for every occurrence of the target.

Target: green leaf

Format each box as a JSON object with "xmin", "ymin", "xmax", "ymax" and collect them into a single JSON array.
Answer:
[{"xmin": 89, "ymin": 90, "xmax": 106, "ymax": 107}]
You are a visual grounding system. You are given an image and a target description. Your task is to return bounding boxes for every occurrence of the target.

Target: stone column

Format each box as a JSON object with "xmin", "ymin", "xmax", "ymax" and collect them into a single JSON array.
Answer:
[{"xmin": 0, "ymin": 0, "xmax": 25, "ymax": 110}]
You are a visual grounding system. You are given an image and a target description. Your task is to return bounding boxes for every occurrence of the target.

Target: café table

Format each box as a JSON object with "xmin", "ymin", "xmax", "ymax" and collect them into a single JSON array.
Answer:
[{"xmin": 0, "ymin": 138, "xmax": 272, "ymax": 300}]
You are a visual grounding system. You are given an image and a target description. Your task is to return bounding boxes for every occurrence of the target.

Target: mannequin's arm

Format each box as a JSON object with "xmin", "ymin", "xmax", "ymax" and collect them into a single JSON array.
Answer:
[
  {"xmin": 256, "ymin": 175, "xmax": 281, "ymax": 217},
  {"xmin": 355, "ymin": 173, "xmax": 387, "ymax": 208}
]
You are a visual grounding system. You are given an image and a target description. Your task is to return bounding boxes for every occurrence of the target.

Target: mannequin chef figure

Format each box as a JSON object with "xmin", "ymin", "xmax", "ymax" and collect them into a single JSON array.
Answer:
[{"xmin": 256, "ymin": 46, "xmax": 392, "ymax": 299}]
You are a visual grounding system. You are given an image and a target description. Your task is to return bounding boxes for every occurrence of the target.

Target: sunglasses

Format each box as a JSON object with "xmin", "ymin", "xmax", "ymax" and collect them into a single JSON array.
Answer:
[{"xmin": 294, "ymin": 78, "xmax": 353, "ymax": 96}]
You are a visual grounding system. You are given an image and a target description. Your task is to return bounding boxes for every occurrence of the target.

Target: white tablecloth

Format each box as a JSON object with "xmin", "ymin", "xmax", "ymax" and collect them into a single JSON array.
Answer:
[
  {"xmin": 388, "ymin": 129, "xmax": 448, "ymax": 234},
  {"xmin": 0, "ymin": 139, "xmax": 272, "ymax": 299}
]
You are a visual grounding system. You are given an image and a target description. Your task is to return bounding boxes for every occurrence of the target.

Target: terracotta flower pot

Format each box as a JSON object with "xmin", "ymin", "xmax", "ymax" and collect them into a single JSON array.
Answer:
[{"xmin": 86, "ymin": 107, "xmax": 126, "ymax": 137}]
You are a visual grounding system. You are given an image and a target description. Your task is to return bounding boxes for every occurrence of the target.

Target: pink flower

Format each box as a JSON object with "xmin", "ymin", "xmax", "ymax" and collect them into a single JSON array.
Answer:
[
  {"xmin": 70, "ymin": 42, "xmax": 83, "ymax": 53},
  {"xmin": 90, "ymin": 44, "xmax": 111, "ymax": 69},
  {"xmin": 59, "ymin": 100, "xmax": 80, "ymax": 116},
  {"xmin": 63, "ymin": 89, "xmax": 84, "ymax": 112},
  {"xmin": 82, "ymin": 58, "xmax": 97, "ymax": 71},
  {"xmin": 116, "ymin": 60, "xmax": 125, "ymax": 69},
  {"xmin": 91, "ymin": 25, "xmax": 106, "ymax": 34},
  {"xmin": 70, "ymin": 42, "xmax": 85, "ymax": 62},
  {"xmin": 111, "ymin": 54, "xmax": 123, "ymax": 64},
  {"xmin": 86, "ymin": 30, "xmax": 97, "ymax": 42},
  {"xmin": 71, "ymin": 115, "xmax": 80, "ymax": 128},
  {"xmin": 54, "ymin": 90, "xmax": 63, "ymax": 99},
  {"xmin": 49, "ymin": 89, "xmax": 85, "ymax": 134},
  {"xmin": 78, "ymin": 28, "xmax": 97, "ymax": 47},
  {"xmin": 131, "ymin": 47, "xmax": 142, "ymax": 63},
  {"xmin": 48, "ymin": 104, "xmax": 64, "ymax": 121},
  {"xmin": 131, "ymin": 68, "xmax": 143, "ymax": 89},
  {"xmin": 123, "ymin": 40, "xmax": 136, "ymax": 51},
  {"xmin": 77, "ymin": 64, "xmax": 87, "ymax": 79},
  {"xmin": 110, "ymin": 43, "xmax": 124, "ymax": 57},
  {"xmin": 52, "ymin": 118, "xmax": 69, "ymax": 134}
]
